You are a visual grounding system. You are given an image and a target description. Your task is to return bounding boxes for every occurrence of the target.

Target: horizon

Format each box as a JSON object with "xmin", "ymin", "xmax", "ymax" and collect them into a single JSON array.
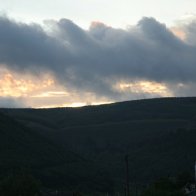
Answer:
[{"xmin": 1, "ymin": 96, "xmax": 195, "ymax": 109}]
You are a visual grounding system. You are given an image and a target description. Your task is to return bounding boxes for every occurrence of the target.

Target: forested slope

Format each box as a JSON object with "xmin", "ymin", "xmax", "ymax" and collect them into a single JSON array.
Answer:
[{"xmin": 1, "ymin": 97, "xmax": 196, "ymax": 193}]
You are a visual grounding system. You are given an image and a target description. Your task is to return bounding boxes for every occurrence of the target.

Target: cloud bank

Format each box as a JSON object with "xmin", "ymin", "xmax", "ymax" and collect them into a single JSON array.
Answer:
[
  {"xmin": 0, "ymin": 16, "xmax": 196, "ymax": 106},
  {"xmin": 0, "ymin": 97, "xmax": 25, "ymax": 108}
]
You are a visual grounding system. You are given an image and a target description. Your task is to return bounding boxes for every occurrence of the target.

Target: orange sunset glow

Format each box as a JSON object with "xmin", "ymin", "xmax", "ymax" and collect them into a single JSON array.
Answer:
[{"xmin": 0, "ymin": 68, "xmax": 174, "ymax": 108}]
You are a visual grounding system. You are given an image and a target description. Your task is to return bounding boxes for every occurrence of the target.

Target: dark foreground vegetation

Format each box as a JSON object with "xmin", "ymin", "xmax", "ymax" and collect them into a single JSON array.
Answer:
[{"xmin": 1, "ymin": 97, "xmax": 196, "ymax": 195}]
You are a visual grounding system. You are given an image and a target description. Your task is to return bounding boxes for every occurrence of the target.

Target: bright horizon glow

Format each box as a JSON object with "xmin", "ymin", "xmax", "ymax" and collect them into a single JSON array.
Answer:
[
  {"xmin": 0, "ymin": 69, "xmax": 174, "ymax": 108},
  {"xmin": 0, "ymin": 68, "xmax": 113, "ymax": 108}
]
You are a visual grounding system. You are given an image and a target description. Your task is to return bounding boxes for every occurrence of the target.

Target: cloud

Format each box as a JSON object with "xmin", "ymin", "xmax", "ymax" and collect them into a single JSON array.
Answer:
[
  {"xmin": 183, "ymin": 20, "xmax": 196, "ymax": 46},
  {"xmin": 0, "ymin": 17, "xmax": 71, "ymax": 74},
  {"xmin": 0, "ymin": 97, "xmax": 25, "ymax": 108},
  {"xmin": 0, "ymin": 16, "xmax": 196, "ymax": 104}
]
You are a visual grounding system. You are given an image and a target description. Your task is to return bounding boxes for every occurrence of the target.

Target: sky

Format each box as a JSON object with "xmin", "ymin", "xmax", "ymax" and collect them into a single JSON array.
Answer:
[{"xmin": 0, "ymin": 0, "xmax": 196, "ymax": 108}]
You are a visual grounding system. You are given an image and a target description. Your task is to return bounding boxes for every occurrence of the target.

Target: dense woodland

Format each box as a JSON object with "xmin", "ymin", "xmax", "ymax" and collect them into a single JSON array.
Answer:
[{"xmin": 1, "ymin": 97, "xmax": 196, "ymax": 195}]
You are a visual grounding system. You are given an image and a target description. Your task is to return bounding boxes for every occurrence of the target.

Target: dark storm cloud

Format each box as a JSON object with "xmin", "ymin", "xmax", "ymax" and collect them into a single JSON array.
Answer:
[
  {"xmin": 0, "ymin": 16, "xmax": 196, "ymax": 98},
  {"xmin": 0, "ymin": 17, "xmax": 71, "ymax": 73}
]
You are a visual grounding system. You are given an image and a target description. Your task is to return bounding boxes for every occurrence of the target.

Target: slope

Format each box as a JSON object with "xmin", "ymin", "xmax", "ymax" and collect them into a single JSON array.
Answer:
[
  {"xmin": 0, "ymin": 112, "xmax": 90, "ymax": 189},
  {"xmin": 1, "ymin": 97, "xmax": 196, "ymax": 192}
]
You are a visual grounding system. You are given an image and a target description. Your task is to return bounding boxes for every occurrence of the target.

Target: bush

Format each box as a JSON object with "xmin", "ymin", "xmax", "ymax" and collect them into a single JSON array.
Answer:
[
  {"xmin": 0, "ymin": 173, "xmax": 41, "ymax": 196},
  {"xmin": 141, "ymin": 177, "xmax": 185, "ymax": 196}
]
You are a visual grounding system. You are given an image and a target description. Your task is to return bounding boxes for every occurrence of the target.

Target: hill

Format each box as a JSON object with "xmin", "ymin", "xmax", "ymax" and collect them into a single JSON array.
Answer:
[
  {"xmin": 1, "ymin": 97, "xmax": 196, "ymax": 193},
  {"xmin": 0, "ymin": 112, "xmax": 97, "ymax": 190}
]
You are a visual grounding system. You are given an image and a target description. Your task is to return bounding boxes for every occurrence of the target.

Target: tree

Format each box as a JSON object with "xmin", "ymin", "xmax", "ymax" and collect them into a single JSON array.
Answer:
[
  {"xmin": 0, "ymin": 173, "xmax": 41, "ymax": 196},
  {"xmin": 141, "ymin": 177, "xmax": 185, "ymax": 196}
]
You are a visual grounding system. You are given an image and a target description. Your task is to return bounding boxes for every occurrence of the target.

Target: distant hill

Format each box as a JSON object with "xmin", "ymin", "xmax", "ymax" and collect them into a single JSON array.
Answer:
[{"xmin": 1, "ymin": 97, "xmax": 196, "ymax": 193}]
